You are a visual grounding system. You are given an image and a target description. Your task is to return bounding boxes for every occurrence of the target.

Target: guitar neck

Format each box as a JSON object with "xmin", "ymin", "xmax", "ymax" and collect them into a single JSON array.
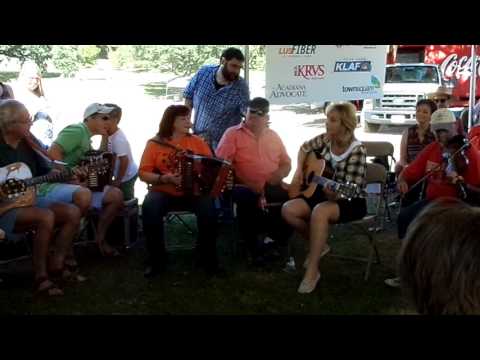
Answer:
[
  {"xmin": 24, "ymin": 169, "xmax": 72, "ymax": 187},
  {"xmin": 311, "ymin": 175, "xmax": 338, "ymax": 190}
]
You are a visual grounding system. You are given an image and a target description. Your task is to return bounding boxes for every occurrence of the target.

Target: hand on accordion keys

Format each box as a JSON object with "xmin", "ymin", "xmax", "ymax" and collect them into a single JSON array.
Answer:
[{"xmin": 162, "ymin": 172, "xmax": 182, "ymax": 186}]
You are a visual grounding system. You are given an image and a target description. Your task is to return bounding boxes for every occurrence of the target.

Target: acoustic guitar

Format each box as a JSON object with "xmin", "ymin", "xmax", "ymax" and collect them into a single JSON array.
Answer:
[
  {"xmin": 0, "ymin": 159, "xmax": 109, "ymax": 216},
  {"xmin": 288, "ymin": 151, "xmax": 358, "ymax": 200}
]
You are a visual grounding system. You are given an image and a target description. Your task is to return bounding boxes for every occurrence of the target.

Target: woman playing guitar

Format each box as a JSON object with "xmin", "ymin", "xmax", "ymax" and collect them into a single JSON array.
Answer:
[{"xmin": 282, "ymin": 102, "xmax": 367, "ymax": 294}]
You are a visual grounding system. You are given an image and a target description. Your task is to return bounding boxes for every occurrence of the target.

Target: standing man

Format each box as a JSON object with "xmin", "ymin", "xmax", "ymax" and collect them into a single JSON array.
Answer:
[{"xmin": 184, "ymin": 47, "xmax": 250, "ymax": 150}]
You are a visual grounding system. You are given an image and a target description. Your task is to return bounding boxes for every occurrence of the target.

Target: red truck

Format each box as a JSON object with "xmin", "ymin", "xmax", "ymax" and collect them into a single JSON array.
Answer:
[
  {"xmin": 361, "ymin": 45, "xmax": 479, "ymax": 132},
  {"xmin": 388, "ymin": 45, "xmax": 480, "ymax": 107}
]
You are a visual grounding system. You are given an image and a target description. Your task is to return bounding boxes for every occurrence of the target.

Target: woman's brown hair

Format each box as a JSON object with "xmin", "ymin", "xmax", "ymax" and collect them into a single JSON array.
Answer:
[
  {"xmin": 157, "ymin": 105, "xmax": 191, "ymax": 139},
  {"xmin": 399, "ymin": 198, "xmax": 480, "ymax": 315}
]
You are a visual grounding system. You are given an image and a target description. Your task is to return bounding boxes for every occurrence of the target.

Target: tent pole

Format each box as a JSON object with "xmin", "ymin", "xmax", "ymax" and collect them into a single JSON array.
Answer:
[
  {"xmin": 244, "ymin": 45, "xmax": 249, "ymax": 85},
  {"xmin": 468, "ymin": 45, "xmax": 477, "ymax": 130}
]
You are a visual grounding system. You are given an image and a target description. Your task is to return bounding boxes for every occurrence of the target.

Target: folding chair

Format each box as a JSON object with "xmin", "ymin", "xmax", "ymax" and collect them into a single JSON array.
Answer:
[
  {"xmin": 164, "ymin": 211, "xmax": 197, "ymax": 251},
  {"xmin": 330, "ymin": 162, "xmax": 387, "ymax": 281},
  {"xmin": 362, "ymin": 141, "xmax": 398, "ymax": 229}
]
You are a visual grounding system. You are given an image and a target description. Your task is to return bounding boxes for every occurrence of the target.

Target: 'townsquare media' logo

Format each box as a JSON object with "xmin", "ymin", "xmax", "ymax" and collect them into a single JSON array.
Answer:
[{"xmin": 342, "ymin": 75, "xmax": 381, "ymax": 94}]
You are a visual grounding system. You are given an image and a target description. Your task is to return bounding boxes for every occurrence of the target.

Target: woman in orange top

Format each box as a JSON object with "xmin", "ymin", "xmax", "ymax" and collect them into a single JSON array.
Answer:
[{"xmin": 139, "ymin": 105, "xmax": 220, "ymax": 278}]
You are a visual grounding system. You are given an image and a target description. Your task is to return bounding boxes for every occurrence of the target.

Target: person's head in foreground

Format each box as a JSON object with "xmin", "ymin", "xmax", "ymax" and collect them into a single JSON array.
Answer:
[{"xmin": 399, "ymin": 198, "xmax": 480, "ymax": 315}]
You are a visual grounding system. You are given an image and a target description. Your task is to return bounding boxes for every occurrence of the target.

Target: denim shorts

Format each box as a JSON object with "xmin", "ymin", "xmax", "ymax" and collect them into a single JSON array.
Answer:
[
  {"xmin": 90, "ymin": 185, "xmax": 113, "ymax": 210},
  {"xmin": 35, "ymin": 183, "xmax": 83, "ymax": 208},
  {"xmin": 0, "ymin": 208, "xmax": 19, "ymax": 235}
]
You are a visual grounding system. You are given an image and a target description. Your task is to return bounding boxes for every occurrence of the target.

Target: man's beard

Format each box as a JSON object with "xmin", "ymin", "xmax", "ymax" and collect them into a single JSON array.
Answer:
[{"xmin": 222, "ymin": 65, "xmax": 239, "ymax": 82}]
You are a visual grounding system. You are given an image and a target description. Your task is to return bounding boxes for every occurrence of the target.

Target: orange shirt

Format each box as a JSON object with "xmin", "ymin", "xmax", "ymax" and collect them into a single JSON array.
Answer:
[
  {"xmin": 139, "ymin": 134, "xmax": 212, "ymax": 196},
  {"xmin": 216, "ymin": 123, "xmax": 291, "ymax": 193}
]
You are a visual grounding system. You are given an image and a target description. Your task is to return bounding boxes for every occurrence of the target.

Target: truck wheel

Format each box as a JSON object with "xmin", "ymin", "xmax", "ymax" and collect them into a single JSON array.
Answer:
[{"xmin": 364, "ymin": 121, "xmax": 380, "ymax": 133}]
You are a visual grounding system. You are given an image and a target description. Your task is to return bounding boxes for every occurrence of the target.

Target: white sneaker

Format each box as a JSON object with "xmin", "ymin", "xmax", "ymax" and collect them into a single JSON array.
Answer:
[{"xmin": 384, "ymin": 277, "xmax": 401, "ymax": 288}]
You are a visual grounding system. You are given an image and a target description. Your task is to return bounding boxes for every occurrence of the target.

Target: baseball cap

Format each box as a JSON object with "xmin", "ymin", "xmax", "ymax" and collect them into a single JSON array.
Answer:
[
  {"xmin": 83, "ymin": 103, "xmax": 115, "ymax": 120},
  {"xmin": 247, "ymin": 97, "xmax": 270, "ymax": 116},
  {"xmin": 430, "ymin": 108, "xmax": 458, "ymax": 134}
]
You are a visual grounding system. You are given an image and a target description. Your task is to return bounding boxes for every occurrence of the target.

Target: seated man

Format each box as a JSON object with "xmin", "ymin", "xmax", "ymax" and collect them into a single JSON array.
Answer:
[
  {"xmin": 0, "ymin": 100, "xmax": 90, "ymax": 295},
  {"xmin": 386, "ymin": 120, "xmax": 480, "ymax": 287},
  {"xmin": 100, "ymin": 103, "xmax": 138, "ymax": 201},
  {"xmin": 216, "ymin": 97, "xmax": 292, "ymax": 266},
  {"xmin": 48, "ymin": 103, "xmax": 124, "ymax": 257},
  {"xmin": 139, "ymin": 104, "xmax": 220, "ymax": 278}
]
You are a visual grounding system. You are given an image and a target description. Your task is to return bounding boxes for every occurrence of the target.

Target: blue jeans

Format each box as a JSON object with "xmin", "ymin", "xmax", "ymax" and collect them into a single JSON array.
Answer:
[
  {"xmin": 141, "ymin": 191, "xmax": 218, "ymax": 269},
  {"xmin": 397, "ymin": 199, "xmax": 430, "ymax": 239}
]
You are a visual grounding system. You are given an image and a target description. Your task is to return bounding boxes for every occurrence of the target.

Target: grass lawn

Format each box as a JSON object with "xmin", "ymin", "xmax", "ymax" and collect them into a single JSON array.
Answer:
[{"xmin": 0, "ymin": 212, "xmax": 414, "ymax": 315}]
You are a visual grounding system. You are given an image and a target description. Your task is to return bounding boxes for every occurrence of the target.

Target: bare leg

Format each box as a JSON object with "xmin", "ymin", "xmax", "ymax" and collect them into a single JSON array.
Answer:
[
  {"xmin": 281, "ymin": 198, "xmax": 311, "ymax": 241},
  {"xmin": 14, "ymin": 207, "xmax": 54, "ymax": 279},
  {"xmin": 48, "ymin": 203, "xmax": 81, "ymax": 271},
  {"xmin": 96, "ymin": 187, "xmax": 124, "ymax": 255},
  {"xmin": 64, "ymin": 188, "xmax": 92, "ymax": 264},
  {"xmin": 303, "ymin": 201, "xmax": 340, "ymax": 283}
]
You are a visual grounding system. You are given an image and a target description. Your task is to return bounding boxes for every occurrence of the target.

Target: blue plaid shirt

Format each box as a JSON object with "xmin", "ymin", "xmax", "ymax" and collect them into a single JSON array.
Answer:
[{"xmin": 184, "ymin": 65, "xmax": 249, "ymax": 147}]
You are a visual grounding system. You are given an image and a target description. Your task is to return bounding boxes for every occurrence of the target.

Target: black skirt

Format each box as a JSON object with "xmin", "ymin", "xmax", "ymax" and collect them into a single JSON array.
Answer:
[{"xmin": 298, "ymin": 186, "xmax": 367, "ymax": 223}]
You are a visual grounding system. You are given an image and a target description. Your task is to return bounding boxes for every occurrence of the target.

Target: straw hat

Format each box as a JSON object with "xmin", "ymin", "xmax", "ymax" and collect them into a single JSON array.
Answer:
[{"xmin": 427, "ymin": 86, "xmax": 453, "ymax": 100}]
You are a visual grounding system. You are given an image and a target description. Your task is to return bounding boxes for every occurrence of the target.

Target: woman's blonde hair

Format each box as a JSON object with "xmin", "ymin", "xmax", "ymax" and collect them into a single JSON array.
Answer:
[
  {"xmin": 18, "ymin": 62, "xmax": 45, "ymax": 97},
  {"xmin": 325, "ymin": 101, "xmax": 358, "ymax": 137}
]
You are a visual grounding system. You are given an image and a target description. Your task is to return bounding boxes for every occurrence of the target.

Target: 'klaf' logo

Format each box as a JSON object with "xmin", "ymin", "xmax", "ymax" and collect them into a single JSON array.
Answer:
[{"xmin": 334, "ymin": 61, "xmax": 372, "ymax": 72}]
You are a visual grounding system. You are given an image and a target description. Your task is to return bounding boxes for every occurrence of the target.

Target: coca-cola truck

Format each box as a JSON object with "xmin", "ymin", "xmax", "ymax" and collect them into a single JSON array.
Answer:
[{"xmin": 361, "ymin": 45, "xmax": 480, "ymax": 132}]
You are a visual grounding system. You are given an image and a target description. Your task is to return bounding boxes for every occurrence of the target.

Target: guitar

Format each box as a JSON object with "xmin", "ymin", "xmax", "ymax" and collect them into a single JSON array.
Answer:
[
  {"xmin": 288, "ymin": 151, "xmax": 358, "ymax": 200},
  {"xmin": 0, "ymin": 159, "xmax": 109, "ymax": 216}
]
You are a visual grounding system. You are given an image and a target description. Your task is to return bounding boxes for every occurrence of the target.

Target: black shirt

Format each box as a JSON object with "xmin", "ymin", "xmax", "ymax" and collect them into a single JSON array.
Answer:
[
  {"xmin": 0, "ymin": 136, "xmax": 51, "ymax": 177},
  {"xmin": 213, "ymin": 76, "xmax": 225, "ymax": 91}
]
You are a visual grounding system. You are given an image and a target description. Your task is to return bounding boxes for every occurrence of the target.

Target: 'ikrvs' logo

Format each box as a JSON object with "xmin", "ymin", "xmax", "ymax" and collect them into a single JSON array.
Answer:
[
  {"xmin": 334, "ymin": 61, "xmax": 372, "ymax": 72},
  {"xmin": 278, "ymin": 46, "xmax": 317, "ymax": 56},
  {"xmin": 294, "ymin": 65, "xmax": 326, "ymax": 79}
]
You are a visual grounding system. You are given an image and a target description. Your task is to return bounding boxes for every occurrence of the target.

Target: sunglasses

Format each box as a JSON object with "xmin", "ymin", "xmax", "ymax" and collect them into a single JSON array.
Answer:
[
  {"xmin": 434, "ymin": 98, "xmax": 448, "ymax": 104},
  {"xmin": 248, "ymin": 109, "xmax": 268, "ymax": 116}
]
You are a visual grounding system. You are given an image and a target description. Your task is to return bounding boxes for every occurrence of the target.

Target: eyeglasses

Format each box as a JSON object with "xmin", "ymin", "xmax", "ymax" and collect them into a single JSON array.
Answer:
[
  {"xmin": 16, "ymin": 117, "xmax": 33, "ymax": 125},
  {"xmin": 434, "ymin": 98, "xmax": 448, "ymax": 104}
]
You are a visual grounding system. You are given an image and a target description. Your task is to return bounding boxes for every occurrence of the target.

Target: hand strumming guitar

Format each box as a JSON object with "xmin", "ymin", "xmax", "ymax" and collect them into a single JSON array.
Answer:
[{"xmin": 323, "ymin": 184, "xmax": 339, "ymax": 201}]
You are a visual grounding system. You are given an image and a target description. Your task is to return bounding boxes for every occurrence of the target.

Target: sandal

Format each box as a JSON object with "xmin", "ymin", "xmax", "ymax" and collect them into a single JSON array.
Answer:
[
  {"xmin": 99, "ymin": 244, "xmax": 121, "ymax": 257},
  {"xmin": 34, "ymin": 276, "xmax": 64, "ymax": 297},
  {"xmin": 63, "ymin": 263, "xmax": 88, "ymax": 283}
]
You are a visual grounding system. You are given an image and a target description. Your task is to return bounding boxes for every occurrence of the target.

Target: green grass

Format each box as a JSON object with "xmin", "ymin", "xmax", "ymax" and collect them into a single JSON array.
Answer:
[{"xmin": 0, "ymin": 215, "xmax": 413, "ymax": 315}]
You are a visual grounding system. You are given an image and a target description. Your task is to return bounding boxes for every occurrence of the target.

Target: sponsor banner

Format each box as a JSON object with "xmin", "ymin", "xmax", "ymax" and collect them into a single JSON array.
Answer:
[{"xmin": 266, "ymin": 45, "xmax": 388, "ymax": 104}]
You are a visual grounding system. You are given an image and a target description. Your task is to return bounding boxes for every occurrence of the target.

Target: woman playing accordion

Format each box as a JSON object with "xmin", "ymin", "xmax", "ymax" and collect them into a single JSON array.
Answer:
[{"xmin": 139, "ymin": 105, "xmax": 222, "ymax": 278}]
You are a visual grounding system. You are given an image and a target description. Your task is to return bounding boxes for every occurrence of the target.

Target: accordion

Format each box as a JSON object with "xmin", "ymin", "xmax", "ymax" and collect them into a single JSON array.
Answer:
[
  {"xmin": 79, "ymin": 150, "xmax": 114, "ymax": 192},
  {"xmin": 176, "ymin": 152, "xmax": 232, "ymax": 197}
]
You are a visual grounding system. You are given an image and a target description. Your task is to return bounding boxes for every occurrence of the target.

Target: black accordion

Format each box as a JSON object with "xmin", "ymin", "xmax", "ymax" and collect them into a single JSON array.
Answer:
[{"xmin": 79, "ymin": 150, "xmax": 114, "ymax": 192}]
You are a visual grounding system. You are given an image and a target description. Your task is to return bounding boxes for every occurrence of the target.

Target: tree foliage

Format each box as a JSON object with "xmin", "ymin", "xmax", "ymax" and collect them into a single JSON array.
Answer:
[
  {"xmin": 0, "ymin": 45, "xmax": 52, "ymax": 72},
  {"xmin": 110, "ymin": 45, "xmax": 266, "ymax": 75},
  {"xmin": 0, "ymin": 45, "xmax": 266, "ymax": 78}
]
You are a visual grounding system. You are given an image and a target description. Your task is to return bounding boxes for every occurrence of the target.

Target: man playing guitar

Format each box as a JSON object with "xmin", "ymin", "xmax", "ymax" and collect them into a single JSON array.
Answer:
[
  {"xmin": 282, "ymin": 102, "xmax": 367, "ymax": 294},
  {"xmin": 0, "ymin": 100, "xmax": 91, "ymax": 296}
]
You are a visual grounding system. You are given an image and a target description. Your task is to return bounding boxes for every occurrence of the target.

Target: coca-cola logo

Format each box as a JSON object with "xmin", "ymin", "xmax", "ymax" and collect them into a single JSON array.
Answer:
[
  {"xmin": 293, "ymin": 65, "xmax": 326, "ymax": 79},
  {"xmin": 440, "ymin": 53, "xmax": 480, "ymax": 80}
]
